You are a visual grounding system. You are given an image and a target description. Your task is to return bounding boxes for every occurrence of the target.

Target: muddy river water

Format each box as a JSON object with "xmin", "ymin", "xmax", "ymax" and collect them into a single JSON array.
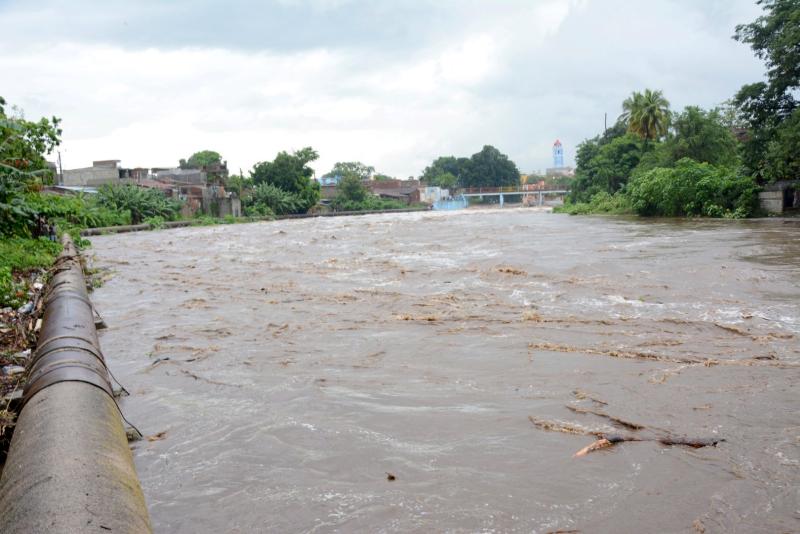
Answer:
[{"xmin": 88, "ymin": 210, "xmax": 799, "ymax": 533}]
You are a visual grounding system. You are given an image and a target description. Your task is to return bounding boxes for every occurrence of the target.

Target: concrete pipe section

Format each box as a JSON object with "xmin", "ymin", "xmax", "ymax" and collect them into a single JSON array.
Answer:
[{"xmin": 0, "ymin": 236, "xmax": 151, "ymax": 533}]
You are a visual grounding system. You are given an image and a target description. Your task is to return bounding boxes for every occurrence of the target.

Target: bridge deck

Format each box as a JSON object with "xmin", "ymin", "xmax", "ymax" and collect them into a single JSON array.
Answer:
[{"xmin": 459, "ymin": 189, "xmax": 569, "ymax": 197}]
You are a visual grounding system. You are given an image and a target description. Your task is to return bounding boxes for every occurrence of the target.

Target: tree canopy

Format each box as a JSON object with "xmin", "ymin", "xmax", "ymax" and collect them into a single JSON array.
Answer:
[
  {"xmin": 428, "ymin": 172, "xmax": 457, "ymax": 190},
  {"xmin": 1, "ymin": 97, "xmax": 61, "ymax": 182},
  {"xmin": 570, "ymin": 133, "xmax": 643, "ymax": 201},
  {"xmin": 323, "ymin": 161, "xmax": 374, "ymax": 182},
  {"xmin": 420, "ymin": 147, "xmax": 520, "ymax": 189},
  {"xmin": 336, "ymin": 174, "xmax": 369, "ymax": 204},
  {"xmin": 1, "ymin": 96, "xmax": 62, "ymax": 235},
  {"xmin": 635, "ymin": 107, "xmax": 740, "ymax": 173},
  {"xmin": 250, "ymin": 147, "xmax": 320, "ymax": 213},
  {"xmin": 620, "ymin": 89, "xmax": 671, "ymax": 142},
  {"xmin": 733, "ymin": 0, "xmax": 800, "ymax": 179},
  {"xmin": 180, "ymin": 150, "xmax": 223, "ymax": 169},
  {"xmin": 420, "ymin": 156, "xmax": 469, "ymax": 184}
]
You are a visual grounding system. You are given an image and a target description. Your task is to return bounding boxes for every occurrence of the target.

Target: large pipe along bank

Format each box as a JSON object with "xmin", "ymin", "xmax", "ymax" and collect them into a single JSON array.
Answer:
[{"xmin": 0, "ymin": 236, "xmax": 151, "ymax": 533}]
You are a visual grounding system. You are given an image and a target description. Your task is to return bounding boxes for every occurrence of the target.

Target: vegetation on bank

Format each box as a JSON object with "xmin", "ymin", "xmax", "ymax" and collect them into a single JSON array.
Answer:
[
  {"xmin": 559, "ymin": 1, "xmax": 799, "ymax": 218},
  {"xmin": 420, "ymin": 145, "xmax": 521, "ymax": 190},
  {"xmin": 1, "ymin": 96, "xmax": 64, "ymax": 306}
]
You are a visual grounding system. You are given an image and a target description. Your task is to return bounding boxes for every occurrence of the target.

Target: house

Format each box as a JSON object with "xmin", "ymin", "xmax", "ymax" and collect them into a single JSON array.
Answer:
[
  {"xmin": 154, "ymin": 168, "xmax": 207, "ymax": 185},
  {"xmin": 61, "ymin": 160, "xmax": 126, "ymax": 186},
  {"xmin": 366, "ymin": 179, "xmax": 420, "ymax": 204},
  {"xmin": 317, "ymin": 175, "xmax": 341, "ymax": 186}
]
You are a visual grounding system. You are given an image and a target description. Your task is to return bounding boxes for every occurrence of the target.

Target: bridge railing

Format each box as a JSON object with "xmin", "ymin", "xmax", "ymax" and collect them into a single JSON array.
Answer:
[{"xmin": 457, "ymin": 186, "xmax": 569, "ymax": 194}]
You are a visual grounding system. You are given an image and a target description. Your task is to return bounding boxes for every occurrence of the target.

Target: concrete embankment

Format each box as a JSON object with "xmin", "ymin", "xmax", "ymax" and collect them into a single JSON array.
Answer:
[
  {"xmin": 0, "ymin": 236, "xmax": 151, "ymax": 533},
  {"xmin": 81, "ymin": 207, "xmax": 431, "ymax": 236}
]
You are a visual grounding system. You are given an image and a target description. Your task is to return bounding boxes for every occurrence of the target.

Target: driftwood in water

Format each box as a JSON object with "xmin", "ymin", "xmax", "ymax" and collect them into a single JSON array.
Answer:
[
  {"xmin": 572, "ymin": 434, "xmax": 723, "ymax": 457},
  {"xmin": 565, "ymin": 405, "xmax": 643, "ymax": 430},
  {"xmin": 528, "ymin": 409, "xmax": 724, "ymax": 458}
]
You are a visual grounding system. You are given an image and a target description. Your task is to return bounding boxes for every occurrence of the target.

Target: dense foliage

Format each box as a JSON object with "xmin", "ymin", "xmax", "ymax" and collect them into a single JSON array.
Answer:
[
  {"xmin": 95, "ymin": 184, "xmax": 182, "ymax": 224},
  {"xmin": 24, "ymin": 192, "xmax": 131, "ymax": 231},
  {"xmin": 250, "ymin": 147, "xmax": 320, "ymax": 213},
  {"xmin": 420, "ymin": 156, "xmax": 469, "ymax": 185},
  {"xmin": 562, "ymin": 3, "xmax": 798, "ymax": 217},
  {"xmin": 243, "ymin": 183, "xmax": 302, "ymax": 216},
  {"xmin": 627, "ymin": 159, "xmax": 759, "ymax": 218},
  {"xmin": 322, "ymin": 161, "xmax": 374, "ymax": 182},
  {"xmin": 564, "ymin": 100, "xmax": 759, "ymax": 218},
  {"xmin": 427, "ymin": 172, "xmax": 457, "ymax": 189},
  {"xmin": 620, "ymin": 89, "xmax": 671, "ymax": 142},
  {"xmin": 1, "ymin": 96, "xmax": 62, "ymax": 236},
  {"xmin": 570, "ymin": 132, "xmax": 643, "ymax": 202},
  {"xmin": 460, "ymin": 145, "xmax": 520, "ymax": 188},
  {"xmin": 330, "ymin": 174, "xmax": 408, "ymax": 211},
  {"xmin": 180, "ymin": 150, "xmax": 222, "ymax": 169},
  {"xmin": 732, "ymin": 0, "xmax": 800, "ymax": 180},
  {"xmin": 420, "ymin": 146, "xmax": 520, "ymax": 189}
]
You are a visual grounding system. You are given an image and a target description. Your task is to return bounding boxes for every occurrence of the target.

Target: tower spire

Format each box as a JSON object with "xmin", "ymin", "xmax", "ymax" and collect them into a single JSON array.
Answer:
[{"xmin": 553, "ymin": 139, "xmax": 564, "ymax": 168}]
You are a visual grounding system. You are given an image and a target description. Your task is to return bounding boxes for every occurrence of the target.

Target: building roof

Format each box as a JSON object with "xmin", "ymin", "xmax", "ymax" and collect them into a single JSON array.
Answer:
[
  {"xmin": 554, "ymin": 139, "xmax": 562, "ymax": 146},
  {"xmin": 138, "ymin": 179, "xmax": 174, "ymax": 190}
]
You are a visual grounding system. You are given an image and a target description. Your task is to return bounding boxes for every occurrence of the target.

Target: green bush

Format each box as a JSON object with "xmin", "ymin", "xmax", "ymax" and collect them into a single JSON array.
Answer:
[
  {"xmin": 244, "ymin": 183, "xmax": 302, "ymax": 215},
  {"xmin": 626, "ymin": 158, "xmax": 758, "ymax": 217},
  {"xmin": 96, "ymin": 185, "xmax": 182, "ymax": 224},
  {"xmin": 144, "ymin": 216, "xmax": 166, "ymax": 229},
  {"xmin": 192, "ymin": 215, "xmax": 218, "ymax": 226},
  {"xmin": 23, "ymin": 192, "xmax": 131, "ymax": 229},
  {"xmin": 332, "ymin": 196, "xmax": 409, "ymax": 212},
  {"xmin": 555, "ymin": 191, "xmax": 633, "ymax": 215}
]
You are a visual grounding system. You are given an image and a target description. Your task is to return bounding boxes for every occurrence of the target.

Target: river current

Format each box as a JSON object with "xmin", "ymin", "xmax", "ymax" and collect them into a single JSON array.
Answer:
[{"xmin": 89, "ymin": 209, "xmax": 799, "ymax": 533}]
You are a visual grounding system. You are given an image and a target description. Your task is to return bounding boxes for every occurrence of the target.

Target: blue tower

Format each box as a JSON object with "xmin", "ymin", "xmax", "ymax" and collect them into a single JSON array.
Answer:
[{"xmin": 553, "ymin": 139, "xmax": 564, "ymax": 168}]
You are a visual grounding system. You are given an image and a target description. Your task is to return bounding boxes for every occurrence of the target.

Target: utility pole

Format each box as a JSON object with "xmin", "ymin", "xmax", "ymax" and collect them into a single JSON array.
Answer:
[
  {"xmin": 57, "ymin": 150, "xmax": 63, "ymax": 185},
  {"xmin": 604, "ymin": 112, "xmax": 607, "ymax": 134}
]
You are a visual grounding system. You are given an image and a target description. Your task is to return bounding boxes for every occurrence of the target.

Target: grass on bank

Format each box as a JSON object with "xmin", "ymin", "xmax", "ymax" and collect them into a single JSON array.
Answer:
[{"xmin": 0, "ymin": 238, "xmax": 61, "ymax": 308}]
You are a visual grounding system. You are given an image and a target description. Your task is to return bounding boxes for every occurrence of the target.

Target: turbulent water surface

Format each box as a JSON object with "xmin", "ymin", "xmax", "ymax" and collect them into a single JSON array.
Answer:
[{"xmin": 89, "ymin": 210, "xmax": 800, "ymax": 533}]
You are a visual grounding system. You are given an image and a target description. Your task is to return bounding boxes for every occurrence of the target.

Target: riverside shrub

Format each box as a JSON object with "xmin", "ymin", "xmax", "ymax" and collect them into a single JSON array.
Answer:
[{"xmin": 626, "ymin": 158, "xmax": 758, "ymax": 218}]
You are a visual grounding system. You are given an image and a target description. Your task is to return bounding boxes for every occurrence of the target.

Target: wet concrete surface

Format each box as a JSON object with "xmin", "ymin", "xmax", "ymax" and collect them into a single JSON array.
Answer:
[{"xmin": 89, "ymin": 210, "xmax": 800, "ymax": 533}]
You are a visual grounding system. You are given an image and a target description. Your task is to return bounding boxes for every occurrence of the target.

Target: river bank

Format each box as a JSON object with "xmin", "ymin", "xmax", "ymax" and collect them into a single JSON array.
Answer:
[{"xmin": 89, "ymin": 209, "xmax": 799, "ymax": 532}]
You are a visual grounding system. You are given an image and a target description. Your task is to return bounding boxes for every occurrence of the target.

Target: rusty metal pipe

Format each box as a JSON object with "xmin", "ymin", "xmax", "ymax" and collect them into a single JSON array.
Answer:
[{"xmin": 0, "ymin": 235, "xmax": 151, "ymax": 533}]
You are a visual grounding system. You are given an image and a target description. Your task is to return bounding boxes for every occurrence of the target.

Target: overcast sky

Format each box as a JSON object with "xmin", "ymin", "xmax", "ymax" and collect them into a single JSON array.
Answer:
[{"xmin": 1, "ymin": 0, "xmax": 765, "ymax": 177}]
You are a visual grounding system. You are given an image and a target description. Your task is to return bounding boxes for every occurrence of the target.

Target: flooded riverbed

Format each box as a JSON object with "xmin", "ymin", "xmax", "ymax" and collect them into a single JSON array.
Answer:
[{"xmin": 89, "ymin": 210, "xmax": 800, "ymax": 533}]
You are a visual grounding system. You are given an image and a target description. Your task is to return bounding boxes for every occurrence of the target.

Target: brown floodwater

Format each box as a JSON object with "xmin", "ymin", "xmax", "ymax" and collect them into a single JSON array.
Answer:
[{"xmin": 88, "ymin": 210, "xmax": 800, "ymax": 533}]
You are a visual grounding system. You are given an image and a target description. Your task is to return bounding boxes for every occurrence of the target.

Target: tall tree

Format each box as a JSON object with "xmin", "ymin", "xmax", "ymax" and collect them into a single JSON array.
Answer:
[
  {"xmin": 180, "ymin": 150, "xmax": 223, "ymax": 169},
  {"xmin": 336, "ymin": 174, "xmax": 370, "ymax": 203},
  {"xmin": 420, "ymin": 156, "xmax": 470, "ymax": 185},
  {"xmin": 569, "ymin": 134, "xmax": 643, "ymax": 202},
  {"xmin": 428, "ymin": 172, "xmax": 457, "ymax": 189},
  {"xmin": 322, "ymin": 161, "xmax": 374, "ymax": 181},
  {"xmin": 733, "ymin": 0, "xmax": 800, "ymax": 179},
  {"xmin": 665, "ymin": 107, "xmax": 740, "ymax": 167},
  {"xmin": 250, "ymin": 147, "xmax": 320, "ymax": 212},
  {"xmin": 461, "ymin": 145, "xmax": 520, "ymax": 188},
  {"xmin": 1, "ymin": 96, "xmax": 62, "ymax": 235},
  {"xmin": 620, "ymin": 89, "xmax": 671, "ymax": 142}
]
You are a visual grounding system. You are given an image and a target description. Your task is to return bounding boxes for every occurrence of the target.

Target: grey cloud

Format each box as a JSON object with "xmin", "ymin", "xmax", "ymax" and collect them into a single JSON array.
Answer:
[
  {"xmin": 0, "ymin": 0, "xmax": 769, "ymax": 175},
  {"xmin": 1, "ymin": 0, "xmax": 483, "ymax": 53}
]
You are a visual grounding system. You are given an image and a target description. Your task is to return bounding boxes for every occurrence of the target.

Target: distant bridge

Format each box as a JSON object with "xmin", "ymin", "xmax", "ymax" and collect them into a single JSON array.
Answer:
[{"xmin": 455, "ymin": 186, "xmax": 570, "ymax": 207}]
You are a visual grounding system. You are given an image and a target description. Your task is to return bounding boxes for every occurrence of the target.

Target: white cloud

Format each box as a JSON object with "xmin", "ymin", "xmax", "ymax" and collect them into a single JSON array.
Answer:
[{"xmin": 0, "ymin": 0, "xmax": 765, "ymax": 177}]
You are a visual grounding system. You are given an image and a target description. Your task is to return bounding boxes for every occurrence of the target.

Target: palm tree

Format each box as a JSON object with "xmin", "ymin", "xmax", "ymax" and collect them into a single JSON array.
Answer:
[{"xmin": 620, "ymin": 89, "xmax": 671, "ymax": 143}]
